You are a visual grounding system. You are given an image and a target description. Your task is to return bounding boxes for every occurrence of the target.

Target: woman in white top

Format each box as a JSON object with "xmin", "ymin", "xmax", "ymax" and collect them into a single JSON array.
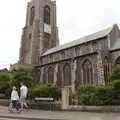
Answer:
[{"xmin": 11, "ymin": 86, "xmax": 19, "ymax": 110}]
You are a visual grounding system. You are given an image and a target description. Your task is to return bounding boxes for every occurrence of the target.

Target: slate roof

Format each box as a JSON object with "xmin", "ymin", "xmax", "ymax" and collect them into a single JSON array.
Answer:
[{"xmin": 42, "ymin": 24, "xmax": 115, "ymax": 56}]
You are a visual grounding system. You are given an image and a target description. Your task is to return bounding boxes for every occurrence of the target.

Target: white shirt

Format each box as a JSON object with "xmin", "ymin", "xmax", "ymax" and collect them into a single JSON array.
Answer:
[
  {"xmin": 11, "ymin": 90, "xmax": 19, "ymax": 101},
  {"xmin": 20, "ymin": 85, "xmax": 28, "ymax": 98}
]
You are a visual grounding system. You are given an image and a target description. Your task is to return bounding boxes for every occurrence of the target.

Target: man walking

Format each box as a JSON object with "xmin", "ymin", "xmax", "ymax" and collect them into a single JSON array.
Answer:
[{"xmin": 20, "ymin": 82, "xmax": 28, "ymax": 110}]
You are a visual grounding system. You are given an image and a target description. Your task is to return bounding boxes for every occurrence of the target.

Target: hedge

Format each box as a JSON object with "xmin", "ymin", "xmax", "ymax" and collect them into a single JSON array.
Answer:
[
  {"xmin": 29, "ymin": 83, "xmax": 61, "ymax": 100},
  {"xmin": 77, "ymin": 83, "xmax": 120, "ymax": 105}
]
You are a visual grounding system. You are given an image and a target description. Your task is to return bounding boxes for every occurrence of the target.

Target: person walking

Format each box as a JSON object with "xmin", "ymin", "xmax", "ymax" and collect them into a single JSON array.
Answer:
[
  {"xmin": 20, "ymin": 82, "xmax": 28, "ymax": 110},
  {"xmin": 11, "ymin": 86, "xmax": 19, "ymax": 110}
]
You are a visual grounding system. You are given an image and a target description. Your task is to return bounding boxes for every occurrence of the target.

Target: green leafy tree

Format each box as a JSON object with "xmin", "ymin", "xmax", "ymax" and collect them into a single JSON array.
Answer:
[
  {"xmin": 0, "ymin": 72, "xmax": 11, "ymax": 97},
  {"xmin": 10, "ymin": 65, "xmax": 35, "ymax": 91}
]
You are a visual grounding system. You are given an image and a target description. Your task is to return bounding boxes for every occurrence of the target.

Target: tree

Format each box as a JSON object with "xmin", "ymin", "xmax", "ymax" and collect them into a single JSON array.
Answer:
[
  {"xmin": 10, "ymin": 65, "xmax": 35, "ymax": 90},
  {"xmin": 0, "ymin": 72, "xmax": 11, "ymax": 97}
]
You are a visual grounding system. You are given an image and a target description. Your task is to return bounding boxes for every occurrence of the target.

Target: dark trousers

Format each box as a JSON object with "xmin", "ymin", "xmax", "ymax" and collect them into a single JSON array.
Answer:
[{"xmin": 12, "ymin": 100, "xmax": 19, "ymax": 110}]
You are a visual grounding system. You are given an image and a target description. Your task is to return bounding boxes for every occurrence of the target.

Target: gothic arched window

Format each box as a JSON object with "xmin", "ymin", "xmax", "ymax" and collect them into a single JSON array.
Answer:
[
  {"xmin": 48, "ymin": 67, "xmax": 54, "ymax": 83},
  {"xmin": 63, "ymin": 64, "xmax": 71, "ymax": 86},
  {"xmin": 30, "ymin": 6, "xmax": 35, "ymax": 25},
  {"xmin": 76, "ymin": 60, "xmax": 82, "ymax": 89},
  {"xmin": 57, "ymin": 66, "xmax": 62, "ymax": 87},
  {"xmin": 32, "ymin": 68, "xmax": 40, "ymax": 82},
  {"xmin": 44, "ymin": 5, "xmax": 50, "ymax": 24},
  {"xmin": 104, "ymin": 57, "xmax": 109, "ymax": 84},
  {"xmin": 43, "ymin": 67, "xmax": 47, "ymax": 83},
  {"xmin": 82, "ymin": 59, "xmax": 93, "ymax": 84}
]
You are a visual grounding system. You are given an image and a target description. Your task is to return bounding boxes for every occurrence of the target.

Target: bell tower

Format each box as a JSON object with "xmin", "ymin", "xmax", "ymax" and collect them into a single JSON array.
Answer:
[{"xmin": 19, "ymin": 0, "xmax": 59, "ymax": 65}]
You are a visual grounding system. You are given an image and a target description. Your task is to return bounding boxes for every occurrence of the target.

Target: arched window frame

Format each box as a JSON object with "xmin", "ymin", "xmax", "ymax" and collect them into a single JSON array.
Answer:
[
  {"xmin": 43, "ymin": 67, "xmax": 47, "ymax": 83},
  {"xmin": 82, "ymin": 59, "xmax": 93, "ymax": 85},
  {"xmin": 75, "ymin": 59, "xmax": 82, "ymax": 89},
  {"xmin": 104, "ymin": 57, "xmax": 109, "ymax": 85},
  {"xmin": 63, "ymin": 63, "xmax": 71, "ymax": 86},
  {"xmin": 30, "ymin": 6, "xmax": 35, "ymax": 25},
  {"xmin": 44, "ymin": 5, "xmax": 50, "ymax": 24},
  {"xmin": 57, "ymin": 66, "xmax": 62, "ymax": 87},
  {"xmin": 48, "ymin": 67, "xmax": 54, "ymax": 84}
]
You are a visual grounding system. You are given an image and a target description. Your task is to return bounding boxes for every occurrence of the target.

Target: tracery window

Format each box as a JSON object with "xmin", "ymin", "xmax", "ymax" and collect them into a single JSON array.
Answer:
[
  {"xmin": 75, "ymin": 60, "xmax": 82, "ymax": 89},
  {"xmin": 33, "ymin": 68, "xmax": 40, "ymax": 82},
  {"xmin": 63, "ymin": 64, "xmax": 71, "ymax": 86},
  {"xmin": 44, "ymin": 5, "xmax": 50, "ymax": 24},
  {"xmin": 104, "ymin": 57, "xmax": 109, "ymax": 84},
  {"xmin": 28, "ymin": 33, "xmax": 32, "ymax": 49},
  {"xmin": 43, "ymin": 34, "xmax": 50, "ymax": 49},
  {"xmin": 48, "ymin": 67, "xmax": 54, "ymax": 83},
  {"xmin": 29, "ymin": 33, "xmax": 31, "ymax": 40},
  {"xmin": 30, "ymin": 7, "xmax": 35, "ymax": 25},
  {"xmin": 43, "ymin": 68, "xmax": 47, "ymax": 83},
  {"xmin": 82, "ymin": 59, "xmax": 93, "ymax": 84},
  {"xmin": 57, "ymin": 66, "xmax": 62, "ymax": 87}
]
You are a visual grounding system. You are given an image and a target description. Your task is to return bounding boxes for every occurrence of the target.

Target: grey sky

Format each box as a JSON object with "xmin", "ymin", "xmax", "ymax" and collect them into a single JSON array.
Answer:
[{"xmin": 0, "ymin": 0, "xmax": 120, "ymax": 68}]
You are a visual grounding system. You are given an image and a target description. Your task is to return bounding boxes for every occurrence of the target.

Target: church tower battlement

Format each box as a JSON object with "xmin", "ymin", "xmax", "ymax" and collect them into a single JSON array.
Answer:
[{"xmin": 19, "ymin": 0, "xmax": 59, "ymax": 65}]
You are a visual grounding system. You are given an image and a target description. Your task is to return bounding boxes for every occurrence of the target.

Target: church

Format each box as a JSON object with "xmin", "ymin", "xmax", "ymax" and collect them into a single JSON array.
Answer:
[{"xmin": 19, "ymin": 0, "xmax": 120, "ymax": 93}]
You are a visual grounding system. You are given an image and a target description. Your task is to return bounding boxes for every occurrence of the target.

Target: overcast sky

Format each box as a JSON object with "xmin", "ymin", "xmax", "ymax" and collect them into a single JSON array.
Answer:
[{"xmin": 0, "ymin": 0, "xmax": 120, "ymax": 68}]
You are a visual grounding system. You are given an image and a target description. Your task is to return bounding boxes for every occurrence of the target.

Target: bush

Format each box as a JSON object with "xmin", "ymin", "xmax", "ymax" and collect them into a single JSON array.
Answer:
[
  {"xmin": 29, "ymin": 83, "xmax": 61, "ymax": 100},
  {"xmin": 111, "ymin": 80, "xmax": 120, "ymax": 90},
  {"xmin": 92, "ymin": 85, "xmax": 113, "ymax": 105},
  {"xmin": 77, "ymin": 85, "xmax": 95, "ymax": 105},
  {"xmin": 77, "ymin": 84, "xmax": 119, "ymax": 105},
  {"xmin": 77, "ymin": 84, "xmax": 96, "ymax": 93}
]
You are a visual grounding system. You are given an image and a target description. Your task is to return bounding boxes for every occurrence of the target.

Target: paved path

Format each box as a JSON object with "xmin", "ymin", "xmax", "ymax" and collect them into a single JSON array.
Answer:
[
  {"xmin": 0, "ymin": 118, "xmax": 24, "ymax": 120},
  {"xmin": 0, "ymin": 106, "xmax": 120, "ymax": 120}
]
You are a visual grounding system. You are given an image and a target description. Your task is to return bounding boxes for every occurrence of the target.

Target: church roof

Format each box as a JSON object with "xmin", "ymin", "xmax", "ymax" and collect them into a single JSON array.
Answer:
[{"xmin": 42, "ymin": 24, "xmax": 116, "ymax": 56}]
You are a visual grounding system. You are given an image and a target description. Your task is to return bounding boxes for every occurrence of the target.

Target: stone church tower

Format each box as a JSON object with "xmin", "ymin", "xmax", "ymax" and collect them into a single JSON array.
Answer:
[{"xmin": 19, "ymin": 0, "xmax": 59, "ymax": 65}]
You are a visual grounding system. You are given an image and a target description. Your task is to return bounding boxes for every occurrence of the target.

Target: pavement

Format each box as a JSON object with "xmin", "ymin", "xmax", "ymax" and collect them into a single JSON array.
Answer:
[
  {"xmin": 0, "ymin": 106, "xmax": 120, "ymax": 120},
  {"xmin": 0, "ymin": 118, "xmax": 24, "ymax": 120}
]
